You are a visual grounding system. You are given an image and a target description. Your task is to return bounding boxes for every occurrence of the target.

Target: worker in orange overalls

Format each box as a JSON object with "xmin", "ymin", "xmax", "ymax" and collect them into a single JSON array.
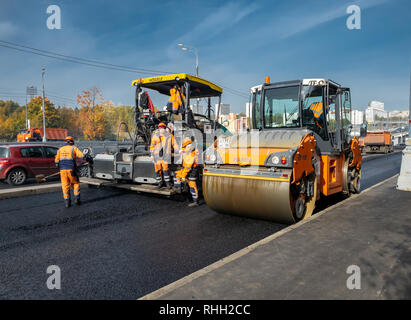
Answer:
[
  {"xmin": 309, "ymin": 102, "xmax": 330, "ymax": 134},
  {"xmin": 167, "ymin": 85, "xmax": 186, "ymax": 115},
  {"xmin": 150, "ymin": 122, "xmax": 179, "ymax": 188},
  {"xmin": 309, "ymin": 102, "xmax": 324, "ymax": 126},
  {"xmin": 55, "ymin": 136, "xmax": 84, "ymax": 208},
  {"xmin": 174, "ymin": 137, "xmax": 200, "ymax": 207}
]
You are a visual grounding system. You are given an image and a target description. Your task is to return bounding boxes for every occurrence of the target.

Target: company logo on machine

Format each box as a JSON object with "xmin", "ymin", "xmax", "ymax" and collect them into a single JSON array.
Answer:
[
  {"xmin": 239, "ymin": 157, "xmax": 251, "ymax": 164},
  {"xmin": 302, "ymin": 79, "xmax": 327, "ymax": 86},
  {"xmin": 296, "ymin": 154, "xmax": 307, "ymax": 161}
]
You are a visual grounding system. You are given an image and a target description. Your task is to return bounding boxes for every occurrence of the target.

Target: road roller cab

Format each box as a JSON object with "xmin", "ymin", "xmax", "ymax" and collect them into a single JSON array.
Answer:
[{"xmin": 203, "ymin": 78, "xmax": 362, "ymax": 223}]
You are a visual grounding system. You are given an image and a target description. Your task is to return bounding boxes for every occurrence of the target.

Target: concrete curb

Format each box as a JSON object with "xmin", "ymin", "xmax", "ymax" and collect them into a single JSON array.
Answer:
[
  {"xmin": 139, "ymin": 174, "xmax": 399, "ymax": 300},
  {"xmin": 0, "ymin": 182, "xmax": 88, "ymax": 200}
]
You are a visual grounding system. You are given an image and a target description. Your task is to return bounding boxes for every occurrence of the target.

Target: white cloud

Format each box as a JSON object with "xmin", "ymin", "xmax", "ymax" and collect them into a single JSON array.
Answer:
[
  {"xmin": 277, "ymin": 0, "xmax": 390, "ymax": 39},
  {"xmin": 167, "ymin": 1, "xmax": 259, "ymax": 57}
]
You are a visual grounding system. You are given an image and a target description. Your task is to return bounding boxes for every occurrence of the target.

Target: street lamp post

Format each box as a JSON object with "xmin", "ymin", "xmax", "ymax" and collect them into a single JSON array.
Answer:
[
  {"xmin": 41, "ymin": 68, "xmax": 47, "ymax": 142},
  {"xmin": 178, "ymin": 43, "xmax": 199, "ymax": 76},
  {"xmin": 177, "ymin": 43, "xmax": 200, "ymax": 112},
  {"xmin": 409, "ymin": 67, "xmax": 411, "ymax": 137},
  {"xmin": 25, "ymin": 86, "xmax": 37, "ymax": 129}
]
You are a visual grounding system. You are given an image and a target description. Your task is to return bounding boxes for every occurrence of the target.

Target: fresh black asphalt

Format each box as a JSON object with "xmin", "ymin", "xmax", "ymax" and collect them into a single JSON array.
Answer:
[{"xmin": 0, "ymin": 152, "xmax": 402, "ymax": 299}]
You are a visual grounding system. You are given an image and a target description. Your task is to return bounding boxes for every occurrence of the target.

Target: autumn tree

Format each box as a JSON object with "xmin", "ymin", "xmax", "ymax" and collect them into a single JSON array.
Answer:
[
  {"xmin": 101, "ymin": 100, "xmax": 134, "ymax": 140},
  {"xmin": 77, "ymin": 87, "xmax": 109, "ymax": 140},
  {"xmin": 26, "ymin": 96, "xmax": 60, "ymax": 128},
  {"xmin": 56, "ymin": 106, "xmax": 82, "ymax": 139},
  {"xmin": 0, "ymin": 91, "xmax": 135, "ymax": 142},
  {"xmin": 0, "ymin": 100, "xmax": 25, "ymax": 141}
]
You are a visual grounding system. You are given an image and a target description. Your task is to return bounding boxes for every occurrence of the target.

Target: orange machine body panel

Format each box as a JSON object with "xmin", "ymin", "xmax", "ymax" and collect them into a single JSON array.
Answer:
[
  {"xmin": 217, "ymin": 147, "xmax": 289, "ymax": 166},
  {"xmin": 291, "ymin": 134, "xmax": 316, "ymax": 184},
  {"xmin": 363, "ymin": 131, "xmax": 391, "ymax": 146},
  {"xmin": 17, "ymin": 128, "xmax": 68, "ymax": 142},
  {"xmin": 359, "ymin": 137, "xmax": 365, "ymax": 147},
  {"xmin": 320, "ymin": 154, "xmax": 345, "ymax": 196}
]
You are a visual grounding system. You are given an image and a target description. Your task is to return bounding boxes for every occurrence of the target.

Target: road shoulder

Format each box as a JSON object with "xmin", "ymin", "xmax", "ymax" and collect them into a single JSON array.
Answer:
[{"xmin": 141, "ymin": 175, "xmax": 411, "ymax": 299}]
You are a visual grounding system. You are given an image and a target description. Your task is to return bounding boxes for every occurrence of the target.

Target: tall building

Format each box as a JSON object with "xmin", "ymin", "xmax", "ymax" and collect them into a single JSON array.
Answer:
[
  {"xmin": 365, "ymin": 101, "xmax": 386, "ymax": 123},
  {"xmin": 215, "ymin": 103, "xmax": 230, "ymax": 116},
  {"xmin": 388, "ymin": 110, "xmax": 409, "ymax": 119},
  {"xmin": 246, "ymin": 102, "xmax": 252, "ymax": 118},
  {"xmin": 190, "ymin": 104, "xmax": 203, "ymax": 114},
  {"xmin": 350, "ymin": 109, "xmax": 364, "ymax": 125},
  {"xmin": 218, "ymin": 112, "xmax": 248, "ymax": 133}
]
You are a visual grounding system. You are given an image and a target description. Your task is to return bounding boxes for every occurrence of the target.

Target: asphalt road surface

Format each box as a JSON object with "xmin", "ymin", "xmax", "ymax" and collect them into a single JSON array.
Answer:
[{"xmin": 0, "ymin": 152, "xmax": 403, "ymax": 299}]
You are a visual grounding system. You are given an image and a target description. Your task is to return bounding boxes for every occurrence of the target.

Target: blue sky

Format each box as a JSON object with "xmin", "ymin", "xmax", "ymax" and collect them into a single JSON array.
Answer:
[{"xmin": 0, "ymin": 0, "xmax": 410, "ymax": 112}]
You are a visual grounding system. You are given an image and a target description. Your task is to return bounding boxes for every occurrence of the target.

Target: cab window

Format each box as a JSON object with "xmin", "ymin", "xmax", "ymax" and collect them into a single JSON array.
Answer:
[
  {"xmin": 263, "ymin": 86, "xmax": 300, "ymax": 128},
  {"xmin": 301, "ymin": 85, "xmax": 327, "ymax": 140},
  {"xmin": 252, "ymin": 90, "xmax": 262, "ymax": 129},
  {"xmin": 327, "ymin": 85, "xmax": 338, "ymax": 146}
]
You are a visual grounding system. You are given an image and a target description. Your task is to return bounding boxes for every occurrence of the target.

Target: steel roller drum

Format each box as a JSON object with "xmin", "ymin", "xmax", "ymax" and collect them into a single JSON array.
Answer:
[{"xmin": 203, "ymin": 169, "xmax": 296, "ymax": 224}]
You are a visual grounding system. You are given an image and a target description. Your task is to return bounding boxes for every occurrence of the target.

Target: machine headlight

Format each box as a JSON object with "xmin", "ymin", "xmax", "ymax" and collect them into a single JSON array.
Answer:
[
  {"xmin": 209, "ymin": 154, "xmax": 216, "ymax": 162},
  {"xmin": 271, "ymin": 156, "xmax": 280, "ymax": 165}
]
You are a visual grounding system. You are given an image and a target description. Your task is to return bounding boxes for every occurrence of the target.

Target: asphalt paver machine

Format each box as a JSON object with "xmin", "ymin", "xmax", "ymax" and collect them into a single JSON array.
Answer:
[{"xmin": 86, "ymin": 74, "xmax": 227, "ymax": 196}]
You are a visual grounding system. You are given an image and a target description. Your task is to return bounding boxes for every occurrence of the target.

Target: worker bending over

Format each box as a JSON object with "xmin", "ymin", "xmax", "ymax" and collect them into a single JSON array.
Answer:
[
  {"xmin": 150, "ymin": 122, "xmax": 179, "ymax": 188},
  {"xmin": 55, "ymin": 136, "xmax": 84, "ymax": 208},
  {"xmin": 174, "ymin": 137, "xmax": 200, "ymax": 207}
]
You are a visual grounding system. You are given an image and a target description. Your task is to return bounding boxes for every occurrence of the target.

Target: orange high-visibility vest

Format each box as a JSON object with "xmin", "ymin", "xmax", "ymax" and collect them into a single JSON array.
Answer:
[
  {"xmin": 309, "ymin": 102, "xmax": 324, "ymax": 119},
  {"xmin": 55, "ymin": 145, "xmax": 83, "ymax": 170},
  {"xmin": 150, "ymin": 130, "xmax": 179, "ymax": 158},
  {"xmin": 181, "ymin": 147, "xmax": 199, "ymax": 170},
  {"xmin": 169, "ymin": 87, "xmax": 185, "ymax": 112}
]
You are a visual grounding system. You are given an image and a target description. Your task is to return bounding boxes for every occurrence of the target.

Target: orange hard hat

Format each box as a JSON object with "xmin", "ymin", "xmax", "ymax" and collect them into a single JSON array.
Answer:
[
  {"xmin": 65, "ymin": 136, "xmax": 74, "ymax": 142},
  {"xmin": 158, "ymin": 122, "xmax": 167, "ymax": 129},
  {"xmin": 182, "ymin": 137, "xmax": 192, "ymax": 148}
]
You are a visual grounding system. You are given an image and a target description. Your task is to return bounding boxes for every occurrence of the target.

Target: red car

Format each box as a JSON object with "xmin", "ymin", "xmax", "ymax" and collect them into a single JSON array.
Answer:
[{"xmin": 0, "ymin": 144, "xmax": 88, "ymax": 185}]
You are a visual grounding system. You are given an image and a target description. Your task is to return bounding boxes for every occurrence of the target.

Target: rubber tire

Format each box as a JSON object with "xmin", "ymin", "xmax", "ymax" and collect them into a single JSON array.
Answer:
[
  {"xmin": 7, "ymin": 168, "xmax": 27, "ymax": 186},
  {"xmin": 78, "ymin": 165, "xmax": 89, "ymax": 177}
]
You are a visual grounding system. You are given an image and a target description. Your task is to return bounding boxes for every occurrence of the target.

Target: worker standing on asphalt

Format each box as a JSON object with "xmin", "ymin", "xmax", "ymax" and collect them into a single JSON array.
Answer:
[
  {"xmin": 174, "ymin": 137, "xmax": 200, "ymax": 207},
  {"xmin": 150, "ymin": 122, "xmax": 178, "ymax": 188},
  {"xmin": 55, "ymin": 136, "xmax": 84, "ymax": 208}
]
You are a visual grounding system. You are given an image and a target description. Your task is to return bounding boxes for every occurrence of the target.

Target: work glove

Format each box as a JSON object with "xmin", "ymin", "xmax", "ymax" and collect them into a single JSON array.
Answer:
[{"xmin": 83, "ymin": 154, "xmax": 93, "ymax": 163}]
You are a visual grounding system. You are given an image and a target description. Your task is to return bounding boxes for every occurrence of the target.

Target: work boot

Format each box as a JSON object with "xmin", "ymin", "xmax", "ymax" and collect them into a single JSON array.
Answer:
[
  {"xmin": 172, "ymin": 186, "xmax": 182, "ymax": 194},
  {"xmin": 165, "ymin": 181, "xmax": 173, "ymax": 189},
  {"xmin": 157, "ymin": 181, "xmax": 164, "ymax": 189},
  {"xmin": 74, "ymin": 196, "xmax": 81, "ymax": 206},
  {"xmin": 65, "ymin": 199, "xmax": 71, "ymax": 208},
  {"xmin": 188, "ymin": 200, "xmax": 199, "ymax": 207}
]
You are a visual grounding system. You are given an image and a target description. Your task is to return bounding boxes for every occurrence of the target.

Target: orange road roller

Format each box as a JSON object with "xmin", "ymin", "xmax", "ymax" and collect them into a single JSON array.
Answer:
[{"xmin": 203, "ymin": 78, "xmax": 362, "ymax": 224}]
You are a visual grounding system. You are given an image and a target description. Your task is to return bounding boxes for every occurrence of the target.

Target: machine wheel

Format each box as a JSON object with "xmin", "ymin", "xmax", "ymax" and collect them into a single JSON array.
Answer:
[
  {"xmin": 290, "ymin": 174, "xmax": 317, "ymax": 222},
  {"xmin": 78, "ymin": 165, "xmax": 89, "ymax": 177},
  {"xmin": 343, "ymin": 157, "xmax": 361, "ymax": 195},
  {"xmin": 7, "ymin": 168, "xmax": 27, "ymax": 186},
  {"xmin": 294, "ymin": 196, "xmax": 306, "ymax": 220},
  {"xmin": 349, "ymin": 169, "xmax": 361, "ymax": 194}
]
